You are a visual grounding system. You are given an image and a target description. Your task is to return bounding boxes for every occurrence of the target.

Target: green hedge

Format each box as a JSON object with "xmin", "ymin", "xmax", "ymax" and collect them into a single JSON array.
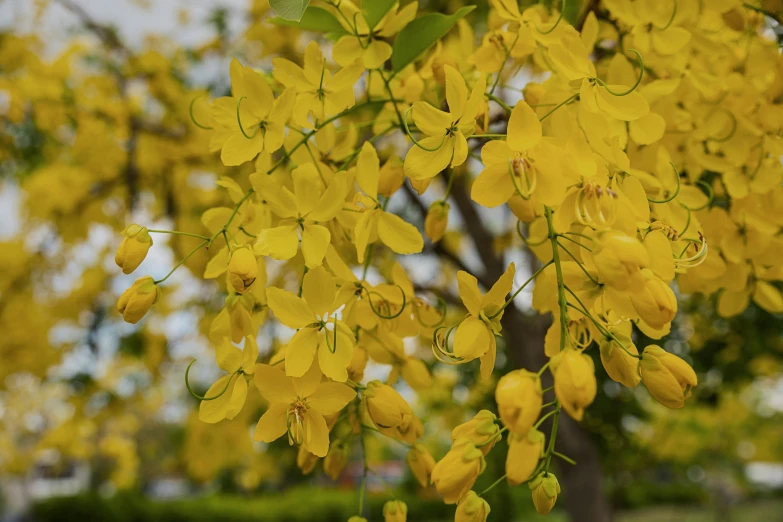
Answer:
[{"xmin": 31, "ymin": 488, "xmax": 455, "ymax": 522}]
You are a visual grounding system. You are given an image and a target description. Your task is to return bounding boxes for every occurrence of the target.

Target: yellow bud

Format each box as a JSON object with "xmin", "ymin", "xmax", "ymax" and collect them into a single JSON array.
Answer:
[
  {"xmin": 324, "ymin": 440, "xmax": 349, "ymax": 480},
  {"xmin": 529, "ymin": 472, "xmax": 560, "ymax": 515},
  {"xmin": 406, "ymin": 443, "xmax": 436, "ymax": 487},
  {"xmin": 425, "ymin": 201, "xmax": 450, "ymax": 243},
  {"xmin": 227, "ymin": 247, "xmax": 258, "ymax": 293},
  {"xmin": 117, "ymin": 276, "xmax": 159, "ymax": 324},
  {"xmin": 115, "ymin": 225, "xmax": 152, "ymax": 274},
  {"xmin": 348, "ymin": 346, "xmax": 369, "ymax": 383},
  {"xmin": 383, "ymin": 500, "xmax": 408, "ymax": 522},
  {"xmin": 495, "ymin": 369, "xmax": 543, "ymax": 435},
  {"xmin": 640, "ymin": 345, "xmax": 698, "ymax": 409},
  {"xmin": 522, "ymin": 82, "xmax": 546, "ymax": 106},
  {"xmin": 348, "ymin": 517, "xmax": 368, "ymax": 522},
  {"xmin": 451, "ymin": 410, "xmax": 499, "ymax": 455},
  {"xmin": 599, "ymin": 331, "xmax": 641, "ymax": 388},
  {"xmin": 592, "ymin": 229, "xmax": 648, "ymax": 291},
  {"xmin": 506, "ymin": 428, "xmax": 545, "ymax": 486},
  {"xmin": 431, "ymin": 439, "xmax": 486, "ymax": 504},
  {"xmin": 455, "ymin": 491, "xmax": 490, "ymax": 522},
  {"xmin": 297, "ymin": 446, "xmax": 319, "ymax": 475},
  {"xmin": 551, "ymin": 348, "xmax": 597, "ymax": 421},
  {"xmin": 401, "ymin": 358, "xmax": 432, "ymax": 390},
  {"xmin": 630, "ymin": 269, "xmax": 677, "ymax": 328},
  {"xmin": 363, "ymin": 381, "xmax": 413, "ymax": 432}
]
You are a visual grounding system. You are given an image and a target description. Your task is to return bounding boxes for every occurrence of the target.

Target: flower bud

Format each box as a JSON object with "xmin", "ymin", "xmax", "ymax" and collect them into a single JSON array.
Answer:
[
  {"xmin": 506, "ymin": 428, "xmax": 545, "ymax": 486},
  {"xmin": 599, "ymin": 331, "xmax": 641, "ymax": 388},
  {"xmin": 348, "ymin": 517, "xmax": 368, "ymax": 522},
  {"xmin": 640, "ymin": 345, "xmax": 698, "ymax": 409},
  {"xmin": 117, "ymin": 276, "xmax": 160, "ymax": 324},
  {"xmin": 630, "ymin": 269, "xmax": 677, "ymax": 329},
  {"xmin": 363, "ymin": 381, "xmax": 413, "ymax": 432},
  {"xmin": 406, "ymin": 443, "xmax": 436, "ymax": 487},
  {"xmin": 425, "ymin": 201, "xmax": 449, "ymax": 243},
  {"xmin": 455, "ymin": 491, "xmax": 490, "ymax": 522},
  {"xmin": 115, "ymin": 225, "xmax": 152, "ymax": 274},
  {"xmin": 495, "ymin": 370, "xmax": 542, "ymax": 435},
  {"xmin": 529, "ymin": 472, "xmax": 560, "ymax": 515},
  {"xmin": 451, "ymin": 410, "xmax": 500, "ymax": 455},
  {"xmin": 297, "ymin": 446, "xmax": 318, "ymax": 475},
  {"xmin": 401, "ymin": 358, "xmax": 432, "ymax": 390},
  {"xmin": 383, "ymin": 500, "xmax": 408, "ymax": 522},
  {"xmin": 324, "ymin": 440, "xmax": 349, "ymax": 480},
  {"xmin": 592, "ymin": 230, "xmax": 648, "ymax": 291},
  {"xmin": 227, "ymin": 247, "xmax": 258, "ymax": 293},
  {"xmin": 431, "ymin": 439, "xmax": 486, "ymax": 504},
  {"xmin": 551, "ymin": 348, "xmax": 597, "ymax": 421}
]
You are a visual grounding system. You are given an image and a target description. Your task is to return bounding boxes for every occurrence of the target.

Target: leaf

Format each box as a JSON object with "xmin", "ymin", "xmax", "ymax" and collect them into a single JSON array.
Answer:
[
  {"xmin": 391, "ymin": 6, "xmax": 475, "ymax": 73},
  {"xmin": 269, "ymin": 0, "xmax": 311, "ymax": 22},
  {"xmin": 563, "ymin": 0, "xmax": 587, "ymax": 26},
  {"xmin": 363, "ymin": 0, "xmax": 396, "ymax": 31},
  {"xmin": 270, "ymin": 6, "xmax": 347, "ymax": 35}
]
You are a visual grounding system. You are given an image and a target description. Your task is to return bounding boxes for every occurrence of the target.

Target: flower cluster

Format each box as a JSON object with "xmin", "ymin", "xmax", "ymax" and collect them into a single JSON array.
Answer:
[{"xmin": 111, "ymin": 0, "xmax": 783, "ymax": 519}]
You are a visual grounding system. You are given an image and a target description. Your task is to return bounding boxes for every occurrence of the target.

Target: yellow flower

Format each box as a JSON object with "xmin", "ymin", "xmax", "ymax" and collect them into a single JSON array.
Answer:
[
  {"xmin": 117, "ymin": 276, "xmax": 160, "ymax": 324},
  {"xmin": 227, "ymin": 247, "xmax": 258, "ymax": 293},
  {"xmin": 495, "ymin": 369, "xmax": 542, "ymax": 434},
  {"xmin": 455, "ymin": 491, "xmax": 491, "ymax": 522},
  {"xmin": 452, "ymin": 263, "xmax": 516, "ymax": 378},
  {"xmin": 253, "ymin": 164, "xmax": 349, "ymax": 268},
  {"xmin": 253, "ymin": 363, "xmax": 356, "ymax": 457},
  {"xmin": 640, "ymin": 345, "xmax": 697, "ymax": 409},
  {"xmin": 425, "ymin": 201, "xmax": 450, "ymax": 243},
  {"xmin": 598, "ymin": 331, "xmax": 641, "ymax": 388},
  {"xmin": 273, "ymin": 41, "xmax": 364, "ymax": 129},
  {"xmin": 383, "ymin": 500, "xmax": 408, "ymax": 522},
  {"xmin": 331, "ymin": 1, "xmax": 418, "ymax": 69},
  {"xmin": 210, "ymin": 58, "xmax": 295, "ymax": 166},
  {"xmin": 115, "ymin": 224, "xmax": 152, "ymax": 274},
  {"xmin": 198, "ymin": 336, "xmax": 258, "ymax": 423},
  {"xmin": 362, "ymin": 380, "xmax": 415, "ymax": 442},
  {"xmin": 529, "ymin": 472, "xmax": 560, "ymax": 515},
  {"xmin": 548, "ymin": 33, "xmax": 648, "ymax": 121},
  {"xmin": 324, "ymin": 439, "xmax": 349, "ymax": 480},
  {"xmin": 266, "ymin": 266, "xmax": 355, "ymax": 381},
  {"xmin": 431, "ymin": 439, "xmax": 486, "ymax": 504},
  {"xmin": 471, "ymin": 101, "xmax": 564, "ymax": 208},
  {"xmin": 506, "ymin": 428, "xmax": 545, "ymax": 486},
  {"xmin": 591, "ymin": 229, "xmax": 649, "ymax": 291},
  {"xmin": 406, "ymin": 443, "xmax": 436, "ymax": 487},
  {"xmin": 629, "ymin": 269, "xmax": 677, "ymax": 329},
  {"xmin": 551, "ymin": 348, "xmax": 597, "ymax": 421},
  {"xmin": 403, "ymin": 65, "xmax": 486, "ymax": 180},
  {"xmin": 352, "ymin": 143, "xmax": 424, "ymax": 261},
  {"xmin": 451, "ymin": 410, "xmax": 500, "ymax": 455}
]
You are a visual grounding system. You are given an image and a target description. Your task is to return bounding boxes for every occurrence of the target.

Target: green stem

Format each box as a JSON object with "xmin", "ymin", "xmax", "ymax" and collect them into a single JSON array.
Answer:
[
  {"xmin": 155, "ymin": 239, "xmax": 209, "ymax": 284},
  {"xmin": 147, "ymin": 229, "xmax": 210, "ymax": 241},
  {"xmin": 478, "ymin": 473, "xmax": 508, "ymax": 497},
  {"xmin": 485, "ymin": 92, "xmax": 512, "ymax": 114},
  {"xmin": 544, "ymin": 207, "xmax": 569, "ymax": 350},
  {"xmin": 490, "ymin": 32, "xmax": 519, "ymax": 95},
  {"xmin": 539, "ymin": 93, "xmax": 579, "ymax": 122}
]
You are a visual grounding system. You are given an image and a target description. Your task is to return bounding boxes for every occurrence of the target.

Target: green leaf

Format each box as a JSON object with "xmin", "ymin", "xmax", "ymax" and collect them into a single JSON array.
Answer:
[
  {"xmin": 269, "ymin": 0, "xmax": 311, "ymax": 22},
  {"xmin": 391, "ymin": 6, "xmax": 475, "ymax": 73},
  {"xmin": 269, "ymin": 6, "xmax": 347, "ymax": 35},
  {"xmin": 563, "ymin": 0, "xmax": 587, "ymax": 26},
  {"xmin": 362, "ymin": 0, "xmax": 396, "ymax": 31}
]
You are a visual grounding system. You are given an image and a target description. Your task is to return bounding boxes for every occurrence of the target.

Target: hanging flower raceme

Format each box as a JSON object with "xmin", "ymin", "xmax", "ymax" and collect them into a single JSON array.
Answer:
[{"xmin": 253, "ymin": 363, "xmax": 356, "ymax": 457}]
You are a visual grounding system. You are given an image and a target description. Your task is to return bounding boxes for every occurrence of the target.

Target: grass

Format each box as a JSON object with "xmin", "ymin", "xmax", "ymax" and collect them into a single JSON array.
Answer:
[{"xmin": 615, "ymin": 499, "xmax": 783, "ymax": 522}]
